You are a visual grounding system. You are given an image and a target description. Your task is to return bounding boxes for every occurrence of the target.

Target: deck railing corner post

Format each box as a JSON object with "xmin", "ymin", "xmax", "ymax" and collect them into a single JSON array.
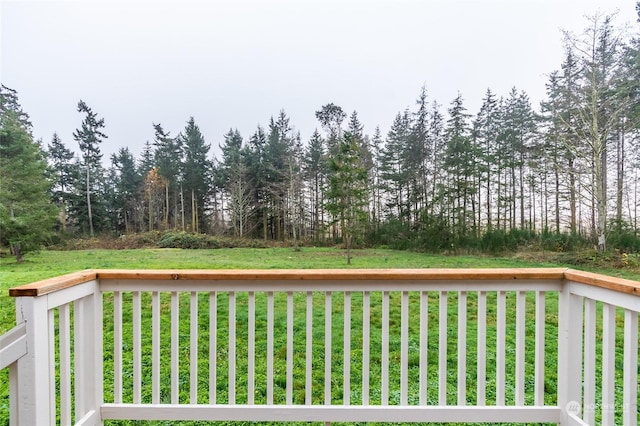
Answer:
[
  {"xmin": 14, "ymin": 295, "xmax": 54, "ymax": 425},
  {"xmin": 557, "ymin": 280, "xmax": 584, "ymax": 425}
]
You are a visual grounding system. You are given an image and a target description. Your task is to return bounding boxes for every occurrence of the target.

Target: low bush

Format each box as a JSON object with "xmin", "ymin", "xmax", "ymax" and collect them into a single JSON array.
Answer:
[{"xmin": 158, "ymin": 231, "xmax": 221, "ymax": 249}]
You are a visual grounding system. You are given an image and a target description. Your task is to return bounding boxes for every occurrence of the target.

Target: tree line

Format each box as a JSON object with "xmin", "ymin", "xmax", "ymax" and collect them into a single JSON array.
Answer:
[{"xmin": 2, "ymin": 11, "xmax": 640, "ymax": 261}]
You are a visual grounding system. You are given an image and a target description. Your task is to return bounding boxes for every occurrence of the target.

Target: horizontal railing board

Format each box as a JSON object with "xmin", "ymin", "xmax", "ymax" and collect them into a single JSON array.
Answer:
[
  {"xmin": 0, "ymin": 322, "xmax": 27, "ymax": 370},
  {"xmin": 564, "ymin": 269, "xmax": 640, "ymax": 296},
  {"xmin": 11, "ymin": 267, "xmax": 640, "ymax": 298},
  {"xmin": 9, "ymin": 270, "xmax": 97, "ymax": 297},
  {"xmin": 92, "ymin": 267, "xmax": 569, "ymax": 281},
  {"xmin": 101, "ymin": 404, "xmax": 562, "ymax": 423},
  {"xmin": 98, "ymin": 278, "xmax": 563, "ymax": 293}
]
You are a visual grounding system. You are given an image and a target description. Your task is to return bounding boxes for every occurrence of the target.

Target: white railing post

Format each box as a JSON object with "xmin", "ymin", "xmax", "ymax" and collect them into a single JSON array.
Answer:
[
  {"xmin": 73, "ymin": 283, "xmax": 103, "ymax": 425},
  {"xmin": 557, "ymin": 283, "xmax": 583, "ymax": 425},
  {"xmin": 14, "ymin": 295, "xmax": 54, "ymax": 425}
]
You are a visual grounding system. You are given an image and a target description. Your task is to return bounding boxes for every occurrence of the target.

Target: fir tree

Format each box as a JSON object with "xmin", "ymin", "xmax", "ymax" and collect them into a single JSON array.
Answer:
[{"xmin": 0, "ymin": 107, "xmax": 56, "ymax": 261}]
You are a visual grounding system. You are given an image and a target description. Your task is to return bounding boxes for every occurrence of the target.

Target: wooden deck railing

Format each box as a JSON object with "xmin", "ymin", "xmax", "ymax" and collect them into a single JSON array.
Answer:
[{"xmin": 1, "ymin": 268, "xmax": 639, "ymax": 425}]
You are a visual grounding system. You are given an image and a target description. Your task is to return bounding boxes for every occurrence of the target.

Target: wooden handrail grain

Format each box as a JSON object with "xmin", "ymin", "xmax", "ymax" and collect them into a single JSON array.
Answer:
[
  {"xmin": 8, "ymin": 267, "xmax": 640, "ymax": 297},
  {"xmin": 564, "ymin": 269, "xmax": 640, "ymax": 296},
  {"xmin": 93, "ymin": 268, "xmax": 567, "ymax": 281},
  {"xmin": 8, "ymin": 270, "xmax": 98, "ymax": 297}
]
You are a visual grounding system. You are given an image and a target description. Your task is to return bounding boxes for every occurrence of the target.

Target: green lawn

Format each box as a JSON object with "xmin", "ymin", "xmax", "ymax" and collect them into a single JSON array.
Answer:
[{"xmin": 0, "ymin": 248, "xmax": 638, "ymax": 426}]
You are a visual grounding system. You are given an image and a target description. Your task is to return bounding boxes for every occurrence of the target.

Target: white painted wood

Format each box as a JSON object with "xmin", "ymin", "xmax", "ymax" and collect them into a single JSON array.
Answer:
[
  {"xmin": 132, "ymin": 292, "xmax": 141, "ymax": 404},
  {"xmin": 93, "ymin": 291, "xmax": 104, "ymax": 422},
  {"xmin": 267, "ymin": 291, "xmax": 274, "ymax": 405},
  {"xmin": 229, "ymin": 291, "xmax": 236, "ymax": 405},
  {"xmin": 170, "ymin": 291, "xmax": 179, "ymax": 404},
  {"xmin": 457, "ymin": 291, "xmax": 467, "ymax": 406},
  {"xmin": 601, "ymin": 303, "xmax": 616, "ymax": 426},
  {"xmin": 567, "ymin": 281, "xmax": 640, "ymax": 312},
  {"xmin": 100, "ymin": 278, "xmax": 562, "ymax": 294},
  {"xmin": 15, "ymin": 295, "xmax": 54, "ymax": 425},
  {"xmin": 401, "ymin": 291, "xmax": 408, "ymax": 406},
  {"xmin": 343, "ymin": 291, "xmax": 351, "ymax": 406},
  {"xmin": 113, "ymin": 291, "xmax": 123, "ymax": 404},
  {"xmin": 0, "ymin": 322, "xmax": 27, "ymax": 370},
  {"xmin": 305, "ymin": 291, "xmax": 313, "ymax": 405},
  {"xmin": 496, "ymin": 290, "xmax": 506, "ymax": 406},
  {"xmin": 100, "ymin": 403, "xmax": 562, "ymax": 423},
  {"xmin": 190, "ymin": 291, "xmax": 199, "ymax": 404},
  {"xmin": 74, "ymin": 292, "xmax": 100, "ymax": 423},
  {"xmin": 557, "ymin": 288, "xmax": 583, "ymax": 425},
  {"xmin": 381, "ymin": 291, "xmax": 389, "ymax": 406},
  {"xmin": 287, "ymin": 291, "xmax": 294, "ymax": 405},
  {"xmin": 59, "ymin": 304, "xmax": 72, "ymax": 425},
  {"xmin": 73, "ymin": 408, "xmax": 100, "ymax": 426},
  {"xmin": 209, "ymin": 291, "xmax": 217, "ymax": 404},
  {"xmin": 248, "ymin": 291, "xmax": 255, "ymax": 405},
  {"xmin": 152, "ymin": 291, "xmax": 160, "ymax": 404},
  {"xmin": 362, "ymin": 291, "xmax": 370, "ymax": 406},
  {"xmin": 623, "ymin": 309, "xmax": 638, "ymax": 426},
  {"xmin": 324, "ymin": 291, "xmax": 332, "ymax": 405},
  {"xmin": 515, "ymin": 290, "xmax": 525, "ymax": 406},
  {"xmin": 477, "ymin": 291, "xmax": 486, "ymax": 406},
  {"xmin": 439, "ymin": 291, "xmax": 447, "ymax": 406},
  {"xmin": 9, "ymin": 360, "xmax": 18, "ymax": 426},
  {"xmin": 48, "ymin": 309, "xmax": 56, "ymax": 423},
  {"xmin": 583, "ymin": 298, "xmax": 596, "ymax": 425},
  {"xmin": 566, "ymin": 412, "xmax": 593, "ymax": 426},
  {"xmin": 76, "ymin": 298, "xmax": 88, "ymax": 416},
  {"xmin": 47, "ymin": 280, "xmax": 98, "ymax": 310},
  {"xmin": 534, "ymin": 291, "xmax": 545, "ymax": 407},
  {"xmin": 9, "ymin": 270, "xmax": 640, "ymax": 426},
  {"xmin": 419, "ymin": 291, "xmax": 428, "ymax": 406}
]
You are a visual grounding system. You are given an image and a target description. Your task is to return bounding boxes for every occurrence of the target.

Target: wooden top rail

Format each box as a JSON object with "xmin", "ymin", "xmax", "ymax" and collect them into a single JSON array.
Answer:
[
  {"xmin": 8, "ymin": 267, "xmax": 639, "ymax": 297},
  {"xmin": 10, "ymin": 268, "xmax": 568, "ymax": 297}
]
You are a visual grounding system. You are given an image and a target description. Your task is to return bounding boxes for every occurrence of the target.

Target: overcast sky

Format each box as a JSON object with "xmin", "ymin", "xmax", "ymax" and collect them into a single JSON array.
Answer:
[{"xmin": 1, "ymin": 0, "xmax": 637, "ymax": 162}]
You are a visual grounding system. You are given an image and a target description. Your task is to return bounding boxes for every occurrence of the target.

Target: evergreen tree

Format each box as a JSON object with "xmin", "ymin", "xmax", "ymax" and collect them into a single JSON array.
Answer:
[
  {"xmin": 443, "ymin": 93, "xmax": 476, "ymax": 239},
  {"xmin": 153, "ymin": 123, "xmax": 183, "ymax": 229},
  {"xmin": 110, "ymin": 147, "xmax": 143, "ymax": 233},
  {"xmin": 138, "ymin": 140, "xmax": 155, "ymax": 176},
  {"xmin": 246, "ymin": 125, "xmax": 269, "ymax": 239},
  {"xmin": 220, "ymin": 129, "xmax": 248, "ymax": 236},
  {"xmin": 379, "ymin": 110, "xmax": 411, "ymax": 221},
  {"xmin": 73, "ymin": 100, "xmax": 108, "ymax": 237},
  {"xmin": 325, "ymin": 131, "xmax": 369, "ymax": 264},
  {"xmin": 315, "ymin": 103, "xmax": 346, "ymax": 154},
  {"xmin": 181, "ymin": 117, "xmax": 211, "ymax": 232},
  {"xmin": 303, "ymin": 129, "xmax": 326, "ymax": 241},
  {"xmin": 562, "ymin": 13, "xmax": 628, "ymax": 250},
  {"xmin": 0, "ymin": 85, "xmax": 32, "ymax": 132},
  {"xmin": 46, "ymin": 132, "xmax": 78, "ymax": 233},
  {"xmin": 473, "ymin": 89, "xmax": 501, "ymax": 231},
  {"xmin": 0, "ymin": 106, "xmax": 56, "ymax": 261}
]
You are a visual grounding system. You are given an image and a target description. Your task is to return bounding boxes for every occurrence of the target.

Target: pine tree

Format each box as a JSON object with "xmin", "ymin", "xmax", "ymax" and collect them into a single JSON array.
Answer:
[
  {"xmin": 73, "ymin": 100, "xmax": 107, "ymax": 237},
  {"xmin": 303, "ymin": 129, "xmax": 326, "ymax": 241},
  {"xmin": 0, "ymin": 107, "xmax": 56, "ymax": 261},
  {"xmin": 110, "ymin": 147, "xmax": 143, "ymax": 233},
  {"xmin": 47, "ymin": 132, "xmax": 78, "ymax": 233},
  {"xmin": 325, "ymin": 132, "xmax": 369, "ymax": 264},
  {"xmin": 181, "ymin": 117, "xmax": 211, "ymax": 232},
  {"xmin": 0, "ymin": 85, "xmax": 32, "ymax": 132},
  {"xmin": 153, "ymin": 123, "xmax": 183, "ymax": 229},
  {"xmin": 443, "ymin": 93, "xmax": 476, "ymax": 239}
]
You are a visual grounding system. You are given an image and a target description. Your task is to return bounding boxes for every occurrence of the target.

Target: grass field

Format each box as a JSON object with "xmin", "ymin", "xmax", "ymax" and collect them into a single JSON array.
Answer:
[{"xmin": 0, "ymin": 248, "xmax": 638, "ymax": 425}]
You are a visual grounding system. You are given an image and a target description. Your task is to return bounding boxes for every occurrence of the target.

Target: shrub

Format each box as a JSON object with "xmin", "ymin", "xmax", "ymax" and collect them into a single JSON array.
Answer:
[{"xmin": 158, "ymin": 231, "xmax": 221, "ymax": 249}]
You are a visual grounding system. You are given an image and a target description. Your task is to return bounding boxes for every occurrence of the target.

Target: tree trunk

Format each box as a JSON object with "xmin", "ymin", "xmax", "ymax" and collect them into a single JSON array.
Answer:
[
  {"xmin": 86, "ymin": 165, "xmax": 94, "ymax": 238},
  {"xmin": 13, "ymin": 243, "xmax": 23, "ymax": 263},
  {"xmin": 616, "ymin": 126, "xmax": 624, "ymax": 228}
]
